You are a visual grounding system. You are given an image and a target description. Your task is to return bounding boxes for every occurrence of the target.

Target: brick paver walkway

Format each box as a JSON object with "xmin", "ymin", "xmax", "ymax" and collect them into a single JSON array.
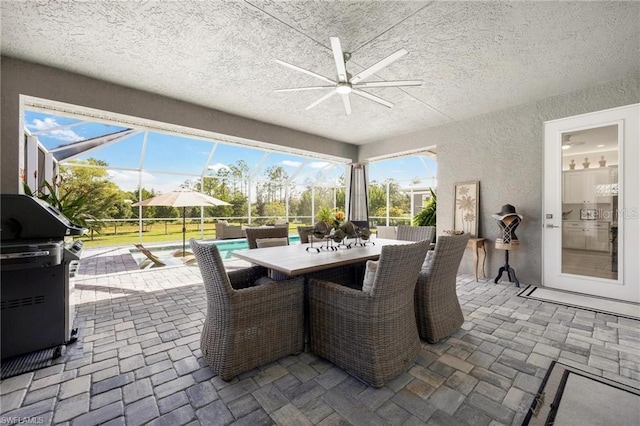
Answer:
[{"xmin": 1, "ymin": 258, "xmax": 639, "ymax": 425}]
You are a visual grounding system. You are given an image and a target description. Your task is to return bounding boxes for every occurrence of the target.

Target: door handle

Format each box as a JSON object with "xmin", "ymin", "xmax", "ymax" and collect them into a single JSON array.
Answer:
[{"xmin": 545, "ymin": 224, "xmax": 560, "ymax": 228}]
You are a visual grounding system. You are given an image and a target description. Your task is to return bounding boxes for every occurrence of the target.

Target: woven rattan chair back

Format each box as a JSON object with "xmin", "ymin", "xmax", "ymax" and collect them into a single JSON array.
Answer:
[
  {"xmin": 309, "ymin": 240, "xmax": 430, "ymax": 387},
  {"xmin": 370, "ymin": 241, "xmax": 430, "ymax": 300},
  {"xmin": 396, "ymin": 225, "xmax": 435, "ymax": 242},
  {"xmin": 190, "ymin": 240, "xmax": 234, "ymax": 305},
  {"xmin": 245, "ymin": 226, "xmax": 289, "ymax": 249},
  {"xmin": 414, "ymin": 233, "xmax": 470, "ymax": 343},
  {"xmin": 296, "ymin": 226, "xmax": 314, "ymax": 243},
  {"xmin": 190, "ymin": 239, "xmax": 304, "ymax": 381}
]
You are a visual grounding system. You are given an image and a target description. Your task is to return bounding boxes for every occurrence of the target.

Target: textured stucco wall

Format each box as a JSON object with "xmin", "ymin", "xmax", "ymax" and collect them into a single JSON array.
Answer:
[
  {"xmin": 359, "ymin": 73, "xmax": 640, "ymax": 285},
  {"xmin": 1, "ymin": 57, "xmax": 358, "ymax": 193}
]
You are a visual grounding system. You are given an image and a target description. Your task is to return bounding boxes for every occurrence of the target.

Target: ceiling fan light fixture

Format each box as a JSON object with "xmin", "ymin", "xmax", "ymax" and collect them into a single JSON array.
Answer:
[
  {"xmin": 275, "ymin": 37, "xmax": 421, "ymax": 114},
  {"xmin": 336, "ymin": 83, "xmax": 352, "ymax": 95}
]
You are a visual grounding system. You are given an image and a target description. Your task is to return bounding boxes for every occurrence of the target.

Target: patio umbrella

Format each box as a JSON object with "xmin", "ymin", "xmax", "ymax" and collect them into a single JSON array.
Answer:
[{"xmin": 132, "ymin": 190, "xmax": 231, "ymax": 256}]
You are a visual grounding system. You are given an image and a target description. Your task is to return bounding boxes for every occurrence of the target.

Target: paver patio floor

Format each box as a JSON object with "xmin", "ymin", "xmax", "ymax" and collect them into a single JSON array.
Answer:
[{"xmin": 1, "ymin": 247, "xmax": 639, "ymax": 425}]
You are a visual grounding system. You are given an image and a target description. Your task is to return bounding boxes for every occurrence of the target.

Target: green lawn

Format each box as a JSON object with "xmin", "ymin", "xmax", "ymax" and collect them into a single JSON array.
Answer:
[{"xmin": 78, "ymin": 222, "xmax": 307, "ymax": 248}]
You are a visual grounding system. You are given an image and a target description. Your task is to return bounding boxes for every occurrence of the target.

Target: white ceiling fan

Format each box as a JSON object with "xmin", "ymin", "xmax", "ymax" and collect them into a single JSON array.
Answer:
[
  {"xmin": 562, "ymin": 134, "xmax": 586, "ymax": 150},
  {"xmin": 275, "ymin": 37, "xmax": 422, "ymax": 115}
]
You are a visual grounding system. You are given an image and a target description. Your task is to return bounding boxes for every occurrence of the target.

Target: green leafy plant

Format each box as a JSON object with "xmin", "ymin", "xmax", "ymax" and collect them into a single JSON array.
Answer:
[
  {"xmin": 316, "ymin": 206, "xmax": 345, "ymax": 230},
  {"xmin": 316, "ymin": 206, "xmax": 335, "ymax": 225},
  {"xmin": 23, "ymin": 178, "xmax": 102, "ymax": 231},
  {"xmin": 413, "ymin": 187, "xmax": 436, "ymax": 227}
]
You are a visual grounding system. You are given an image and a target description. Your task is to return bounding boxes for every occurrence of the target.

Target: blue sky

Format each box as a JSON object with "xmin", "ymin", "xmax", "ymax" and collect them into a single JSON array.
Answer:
[{"xmin": 25, "ymin": 110, "xmax": 436, "ymax": 193}]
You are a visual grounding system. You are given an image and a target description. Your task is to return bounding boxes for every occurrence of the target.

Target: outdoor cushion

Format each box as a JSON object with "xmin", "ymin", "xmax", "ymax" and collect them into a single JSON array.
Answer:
[
  {"xmin": 218, "ymin": 219, "xmax": 229, "ymax": 226},
  {"xmin": 362, "ymin": 260, "xmax": 378, "ymax": 293},
  {"xmin": 274, "ymin": 219, "xmax": 287, "ymax": 226},
  {"xmin": 255, "ymin": 237, "xmax": 288, "ymax": 248},
  {"xmin": 254, "ymin": 276, "xmax": 277, "ymax": 286},
  {"xmin": 421, "ymin": 250, "xmax": 434, "ymax": 272}
]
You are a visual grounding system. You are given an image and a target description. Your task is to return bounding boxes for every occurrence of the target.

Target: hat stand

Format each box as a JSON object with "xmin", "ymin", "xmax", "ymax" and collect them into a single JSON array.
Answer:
[
  {"xmin": 494, "ymin": 249, "xmax": 519, "ymax": 288},
  {"xmin": 492, "ymin": 213, "xmax": 522, "ymax": 288}
]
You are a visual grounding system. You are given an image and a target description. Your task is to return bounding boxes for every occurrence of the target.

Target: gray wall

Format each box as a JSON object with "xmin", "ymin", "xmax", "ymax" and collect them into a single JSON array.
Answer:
[
  {"xmin": 1, "ymin": 56, "xmax": 358, "ymax": 194},
  {"xmin": 360, "ymin": 73, "xmax": 640, "ymax": 285},
  {"xmin": 3, "ymin": 55, "xmax": 639, "ymax": 285}
]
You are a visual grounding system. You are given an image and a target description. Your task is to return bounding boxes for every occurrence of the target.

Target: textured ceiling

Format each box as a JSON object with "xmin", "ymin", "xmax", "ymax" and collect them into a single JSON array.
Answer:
[{"xmin": 2, "ymin": 1, "xmax": 638, "ymax": 145}]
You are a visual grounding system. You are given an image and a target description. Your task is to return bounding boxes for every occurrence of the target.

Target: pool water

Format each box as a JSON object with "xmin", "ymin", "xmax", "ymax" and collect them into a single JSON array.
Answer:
[{"xmin": 131, "ymin": 235, "xmax": 300, "ymax": 264}]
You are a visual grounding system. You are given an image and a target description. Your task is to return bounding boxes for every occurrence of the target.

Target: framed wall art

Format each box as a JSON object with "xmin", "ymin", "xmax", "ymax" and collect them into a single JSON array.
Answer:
[{"xmin": 453, "ymin": 181, "xmax": 480, "ymax": 237}]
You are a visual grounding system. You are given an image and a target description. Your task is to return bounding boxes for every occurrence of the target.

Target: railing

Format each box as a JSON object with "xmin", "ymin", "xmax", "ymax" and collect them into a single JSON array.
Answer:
[{"xmin": 81, "ymin": 215, "xmax": 415, "ymax": 247}]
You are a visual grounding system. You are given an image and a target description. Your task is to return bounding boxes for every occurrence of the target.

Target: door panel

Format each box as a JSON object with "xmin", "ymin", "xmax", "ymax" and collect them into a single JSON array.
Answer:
[{"xmin": 543, "ymin": 104, "xmax": 639, "ymax": 302}]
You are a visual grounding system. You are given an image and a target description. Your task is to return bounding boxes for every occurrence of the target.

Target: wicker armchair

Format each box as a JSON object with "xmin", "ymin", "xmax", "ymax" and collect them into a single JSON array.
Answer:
[
  {"xmin": 297, "ymin": 226, "xmax": 314, "ymax": 243},
  {"xmin": 190, "ymin": 239, "xmax": 304, "ymax": 381},
  {"xmin": 309, "ymin": 241, "xmax": 430, "ymax": 387},
  {"xmin": 215, "ymin": 222, "xmax": 245, "ymax": 239},
  {"xmin": 396, "ymin": 225, "xmax": 435, "ymax": 242},
  {"xmin": 415, "ymin": 234, "xmax": 470, "ymax": 343},
  {"xmin": 245, "ymin": 226, "xmax": 289, "ymax": 249}
]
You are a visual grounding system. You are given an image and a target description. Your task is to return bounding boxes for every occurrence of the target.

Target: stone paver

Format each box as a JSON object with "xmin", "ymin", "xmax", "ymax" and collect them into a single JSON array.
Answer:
[{"xmin": 1, "ymin": 259, "xmax": 639, "ymax": 426}]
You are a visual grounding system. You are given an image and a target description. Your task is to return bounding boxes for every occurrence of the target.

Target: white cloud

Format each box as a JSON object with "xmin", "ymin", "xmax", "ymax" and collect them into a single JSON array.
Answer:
[
  {"xmin": 208, "ymin": 163, "xmax": 230, "ymax": 172},
  {"xmin": 27, "ymin": 118, "xmax": 83, "ymax": 142},
  {"xmin": 310, "ymin": 161, "xmax": 331, "ymax": 169},
  {"xmin": 108, "ymin": 170, "xmax": 184, "ymax": 193},
  {"xmin": 282, "ymin": 160, "xmax": 332, "ymax": 169}
]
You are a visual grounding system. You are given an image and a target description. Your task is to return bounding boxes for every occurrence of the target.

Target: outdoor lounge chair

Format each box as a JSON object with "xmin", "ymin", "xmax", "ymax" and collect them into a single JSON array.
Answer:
[
  {"xmin": 376, "ymin": 226, "xmax": 397, "ymax": 239},
  {"xmin": 414, "ymin": 233, "xmax": 470, "ymax": 343},
  {"xmin": 309, "ymin": 240, "xmax": 430, "ymax": 387},
  {"xmin": 245, "ymin": 226, "xmax": 289, "ymax": 249},
  {"xmin": 134, "ymin": 243, "xmax": 196, "ymax": 268},
  {"xmin": 396, "ymin": 225, "xmax": 435, "ymax": 242},
  {"xmin": 190, "ymin": 239, "xmax": 304, "ymax": 381},
  {"xmin": 215, "ymin": 221, "xmax": 245, "ymax": 239}
]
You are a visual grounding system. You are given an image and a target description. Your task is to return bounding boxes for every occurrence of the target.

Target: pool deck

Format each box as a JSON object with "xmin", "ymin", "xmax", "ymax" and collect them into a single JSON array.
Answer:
[{"xmin": 76, "ymin": 244, "xmax": 252, "ymax": 304}]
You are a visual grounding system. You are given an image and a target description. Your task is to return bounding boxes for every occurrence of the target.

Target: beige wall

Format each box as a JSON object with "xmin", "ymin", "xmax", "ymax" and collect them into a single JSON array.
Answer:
[
  {"xmin": 1, "ymin": 56, "xmax": 358, "ymax": 193},
  {"xmin": 360, "ymin": 72, "xmax": 640, "ymax": 285}
]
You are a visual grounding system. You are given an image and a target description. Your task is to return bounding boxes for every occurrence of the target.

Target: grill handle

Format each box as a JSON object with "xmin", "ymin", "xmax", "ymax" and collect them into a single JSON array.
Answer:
[{"xmin": 0, "ymin": 250, "xmax": 51, "ymax": 260}]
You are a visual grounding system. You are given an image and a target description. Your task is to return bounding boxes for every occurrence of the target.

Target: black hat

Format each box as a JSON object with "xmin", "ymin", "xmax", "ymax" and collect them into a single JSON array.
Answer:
[{"xmin": 492, "ymin": 204, "xmax": 522, "ymax": 220}]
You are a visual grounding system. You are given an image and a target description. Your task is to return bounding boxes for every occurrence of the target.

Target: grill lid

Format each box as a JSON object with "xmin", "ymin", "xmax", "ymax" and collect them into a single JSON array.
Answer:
[{"xmin": 1, "ymin": 194, "xmax": 87, "ymax": 240}]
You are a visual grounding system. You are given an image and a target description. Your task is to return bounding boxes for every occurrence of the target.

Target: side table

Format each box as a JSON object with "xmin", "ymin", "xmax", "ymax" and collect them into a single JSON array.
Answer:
[{"xmin": 466, "ymin": 238, "xmax": 486, "ymax": 282}]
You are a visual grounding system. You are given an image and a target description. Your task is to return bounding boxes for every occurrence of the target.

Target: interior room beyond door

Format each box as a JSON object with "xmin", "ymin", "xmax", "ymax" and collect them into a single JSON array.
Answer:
[{"xmin": 560, "ymin": 125, "xmax": 618, "ymax": 281}]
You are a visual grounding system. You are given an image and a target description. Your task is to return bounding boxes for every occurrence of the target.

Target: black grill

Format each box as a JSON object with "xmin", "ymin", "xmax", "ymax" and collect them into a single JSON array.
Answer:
[{"xmin": 1, "ymin": 194, "xmax": 86, "ymax": 359}]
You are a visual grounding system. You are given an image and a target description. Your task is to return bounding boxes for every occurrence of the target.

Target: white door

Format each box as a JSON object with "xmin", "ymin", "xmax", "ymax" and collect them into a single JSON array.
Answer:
[{"xmin": 543, "ymin": 104, "xmax": 639, "ymax": 302}]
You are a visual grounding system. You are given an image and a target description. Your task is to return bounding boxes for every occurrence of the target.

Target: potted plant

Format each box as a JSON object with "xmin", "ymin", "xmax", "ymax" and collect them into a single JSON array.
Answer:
[{"xmin": 413, "ymin": 187, "xmax": 436, "ymax": 228}]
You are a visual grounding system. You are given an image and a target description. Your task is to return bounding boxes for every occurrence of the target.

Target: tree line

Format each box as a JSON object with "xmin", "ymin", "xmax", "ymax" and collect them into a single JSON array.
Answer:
[{"xmin": 37, "ymin": 158, "xmax": 413, "ymax": 230}]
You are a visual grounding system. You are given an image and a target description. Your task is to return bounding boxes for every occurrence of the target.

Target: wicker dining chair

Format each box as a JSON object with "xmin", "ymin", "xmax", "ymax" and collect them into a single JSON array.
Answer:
[
  {"xmin": 245, "ymin": 226, "xmax": 289, "ymax": 249},
  {"xmin": 309, "ymin": 240, "xmax": 430, "ymax": 387},
  {"xmin": 190, "ymin": 239, "xmax": 304, "ymax": 381},
  {"xmin": 396, "ymin": 225, "xmax": 435, "ymax": 242},
  {"xmin": 296, "ymin": 226, "xmax": 314, "ymax": 243},
  {"xmin": 414, "ymin": 233, "xmax": 470, "ymax": 343}
]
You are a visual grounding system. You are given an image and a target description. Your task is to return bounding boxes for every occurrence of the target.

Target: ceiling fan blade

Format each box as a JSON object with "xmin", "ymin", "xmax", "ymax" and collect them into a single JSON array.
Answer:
[
  {"xmin": 352, "ymin": 89, "xmax": 393, "ymax": 108},
  {"xmin": 353, "ymin": 80, "xmax": 422, "ymax": 88},
  {"xmin": 341, "ymin": 93, "xmax": 352, "ymax": 115},
  {"xmin": 275, "ymin": 59, "xmax": 336, "ymax": 85},
  {"xmin": 275, "ymin": 86, "xmax": 335, "ymax": 92},
  {"xmin": 306, "ymin": 90, "xmax": 337, "ymax": 110},
  {"xmin": 350, "ymin": 49, "xmax": 408, "ymax": 84},
  {"xmin": 330, "ymin": 37, "xmax": 348, "ymax": 83}
]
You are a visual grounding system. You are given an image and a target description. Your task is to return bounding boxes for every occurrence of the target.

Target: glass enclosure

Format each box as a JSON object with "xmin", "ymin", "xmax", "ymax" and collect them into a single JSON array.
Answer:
[{"xmin": 23, "ymin": 108, "xmax": 436, "ymax": 247}]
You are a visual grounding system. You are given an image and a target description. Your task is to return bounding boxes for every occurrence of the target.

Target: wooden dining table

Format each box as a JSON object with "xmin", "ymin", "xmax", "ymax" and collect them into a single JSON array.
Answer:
[{"xmin": 232, "ymin": 238, "xmax": 415, "ymax": 276}]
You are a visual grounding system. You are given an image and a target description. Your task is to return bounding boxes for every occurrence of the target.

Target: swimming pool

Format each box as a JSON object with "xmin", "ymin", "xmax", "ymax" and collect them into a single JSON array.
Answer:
[{"xmin": 131, "ymin": 235, "xmax": 301, "ymax": 264}]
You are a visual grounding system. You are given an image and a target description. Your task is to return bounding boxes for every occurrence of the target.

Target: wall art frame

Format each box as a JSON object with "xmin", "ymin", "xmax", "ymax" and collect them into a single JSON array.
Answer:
[{"xmin": 453, "ymin": 181, "xmax": 480, "ymax": 237}]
